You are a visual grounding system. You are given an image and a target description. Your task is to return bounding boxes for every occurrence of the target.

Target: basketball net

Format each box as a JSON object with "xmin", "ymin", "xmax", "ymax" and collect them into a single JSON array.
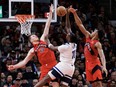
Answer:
[{"xmin": 15, "ymin": 15, "xmax": 35, "ymax": 36}]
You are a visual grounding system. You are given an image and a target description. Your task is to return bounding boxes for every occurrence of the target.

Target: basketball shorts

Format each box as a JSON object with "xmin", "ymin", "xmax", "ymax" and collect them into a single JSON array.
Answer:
[
  {"xmin": 86, "ymin": 64, "xmax": 103, "ymax": 82},
  {"xmin": 48, "ymin": 62, "xmax": 75, "ymax": 86},
  {"xmin": 39, "ymin": 62, "xmax": 57, "ymax": 81}
]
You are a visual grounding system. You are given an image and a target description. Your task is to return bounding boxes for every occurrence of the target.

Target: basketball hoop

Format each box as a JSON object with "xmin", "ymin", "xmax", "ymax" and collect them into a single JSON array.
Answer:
[{"xmin": 15, "ymin": 15, "xmax": 35, "ymax": 36}]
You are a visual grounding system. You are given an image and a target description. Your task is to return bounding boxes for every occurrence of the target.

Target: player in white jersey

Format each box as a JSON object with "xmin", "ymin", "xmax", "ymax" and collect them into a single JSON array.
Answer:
[{"xmin": 34, "ymin": 10, "xmax": 77, "ymax": 87}]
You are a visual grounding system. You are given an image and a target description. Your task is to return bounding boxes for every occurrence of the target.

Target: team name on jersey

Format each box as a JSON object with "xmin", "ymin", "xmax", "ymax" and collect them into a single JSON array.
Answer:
[{"xmin": 35, "ymin": 44, "xmax": 47, "ymax": 52}]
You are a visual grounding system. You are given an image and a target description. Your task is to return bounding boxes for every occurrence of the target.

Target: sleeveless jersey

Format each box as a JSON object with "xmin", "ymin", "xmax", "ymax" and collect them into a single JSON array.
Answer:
[
  {"xmin": 84, "ymin": 37, "xmax": 99, "ymax": 62},
  {"xmin": 58, "ymin": 43, "xmax": 77, "ymax": 65},
  {"xmin": 33, "ymin": 40, "xmax": 57, "ymax": 65}
]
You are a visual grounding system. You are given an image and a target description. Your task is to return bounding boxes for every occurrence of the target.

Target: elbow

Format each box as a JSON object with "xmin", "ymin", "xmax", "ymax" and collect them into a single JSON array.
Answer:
[
  {"xmin": 49, "ymin": 47, "xmax": 55, "ymax": 51},
  {"xmin": 49, "ymin": 47, "xmax": 57, "ymax": 51},
  {"xmin": 51, "ymin": 48, "xmax": 57, "ymax": 51},
  {"xmin": 45, "ymin": 34, "xmax": 49, "ymax": 39},
  {"xmin": 52, "ymin": 47, "xmax": 58, "ymax": 51}
]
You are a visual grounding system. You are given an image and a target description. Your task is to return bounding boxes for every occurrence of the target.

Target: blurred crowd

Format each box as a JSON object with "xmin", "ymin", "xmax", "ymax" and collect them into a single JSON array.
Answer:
[{"xmin": 0, "ymin": 0, "xmax": 116, "ymax": 87}]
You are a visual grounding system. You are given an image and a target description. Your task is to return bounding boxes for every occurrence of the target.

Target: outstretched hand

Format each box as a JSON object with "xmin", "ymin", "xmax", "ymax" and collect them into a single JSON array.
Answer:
[
  {"xmin": 68, "ymin": 5, "xmax": 77, "ymax": 14},
  {"xmin": 101, "ymin": 66, "xmax": 108, "ymax": 77},
  {"xmin": 8, "ymin": 65, "xmax": 15, "ymax": 71},
  {"xmin": 50, "ymin": 4, "xmax": 54, "ymax": 13}
]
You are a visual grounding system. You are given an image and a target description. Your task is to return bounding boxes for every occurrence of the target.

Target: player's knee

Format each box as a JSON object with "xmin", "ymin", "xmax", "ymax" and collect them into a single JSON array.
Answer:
[
  {"xmin": 61, "ymin": 83, "xmax": 68, "ymax": 87},
  {"xmin": 51, "ymin": 82, "xmax": 59, "ymax": 87},
  {"xmin": 61, "ymin": 85, "xmax": 68, "ymax": 87},
  {"xmin": 96, "ymin": 81, "xmax": 102, "ymax": 87},
  {"xmin": 44, "ymin": 74, "xmax": 51, "ymax": 81}
]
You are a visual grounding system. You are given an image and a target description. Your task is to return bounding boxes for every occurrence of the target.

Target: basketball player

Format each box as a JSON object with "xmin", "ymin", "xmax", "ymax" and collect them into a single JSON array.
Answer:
[
  {"xmin": 69, "ymin": 7, "xmax": 108, "ymax": 87},
  {"xmin": 8, "ymin": 4, "xmax": 59, "ymax": 87},
  {"xmin": 34, "ymin": 10, "xmax": 77, "ymax": 87}
]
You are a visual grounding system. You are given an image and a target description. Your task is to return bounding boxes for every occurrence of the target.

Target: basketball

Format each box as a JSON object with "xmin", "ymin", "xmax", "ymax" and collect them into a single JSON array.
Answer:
[{"xmin": 57, "ymin": 6, "xmax": 67, "ymax": 16}]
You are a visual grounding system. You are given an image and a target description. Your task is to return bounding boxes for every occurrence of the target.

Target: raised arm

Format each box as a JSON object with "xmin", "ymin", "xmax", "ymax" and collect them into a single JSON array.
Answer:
[
  {"xmin": 95, "ymin": 42, "xmax": 108, "ymax": 76},
  {"xmin": 48, "ymin": 40, "xmax": 58, "ymax": 51},
  {"xmin": 69, "ymin": 7, "xmax": 90, "ymax": 38},
  {"xmin": 8, "ymin": 48, "xmax": 35, "ymax": 71},
  {"xmin": 40, "ymin": 4, "xmax": 54, "ymax": 41},
  {"xmin": 65, "ymin": 9, "xmax": 71, "ymax": 34}
]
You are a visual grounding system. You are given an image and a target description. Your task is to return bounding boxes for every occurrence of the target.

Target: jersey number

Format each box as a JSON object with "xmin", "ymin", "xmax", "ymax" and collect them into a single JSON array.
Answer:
[
  {"xmin": 72, "ymin": 50, "xmax": 76, "ymax": 59},
  {"xmin": 85, "ymin": 42, "xmax": 91, "ymax": 51},
  {"xmin": 85, "ymin": 42, "xmax": 94, "ymax": 55}
]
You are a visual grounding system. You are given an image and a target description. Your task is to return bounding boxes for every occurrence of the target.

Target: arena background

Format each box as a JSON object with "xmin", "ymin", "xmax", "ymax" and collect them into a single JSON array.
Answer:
[{"xmin": 0, "ymin": 0, "xmax": 116, "ymax": 87}]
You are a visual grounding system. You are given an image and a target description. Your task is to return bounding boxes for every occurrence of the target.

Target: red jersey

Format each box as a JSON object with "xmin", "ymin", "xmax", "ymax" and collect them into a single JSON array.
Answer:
[
  {"xmin": 84, "ymin": 37, "xmax": 99, "ymax": 62},
  {"xmin": 84, "ymin": 38, "xmax": 102, "ymax": 81},
  {"xmin": 33, "ymin": 40, "xmax": 57, "ymax": 65}
]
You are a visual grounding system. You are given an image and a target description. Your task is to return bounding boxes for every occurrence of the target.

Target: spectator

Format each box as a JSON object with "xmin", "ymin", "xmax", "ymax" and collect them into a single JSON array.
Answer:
[
  {"xmin": 23, "ymin": 66, "xmax": 37, "ymax": 80},
  {"xmin": 109, "ymin": 80, "xmax": 116, "ymax": 87},
  {"xmin": 32, "ymin": 79, "xmax": 38, "ymax": 86},
  {"xmin": 110, "ymin": 71, "xmax": 116, "ymax": 81},
  {"xmin": 16, "ymin": 72, "xmax": 23, "ymax": 79},
  {"xmin": 2, "ymin": 84, "xmax": 8, "ymax": 87},
  {"xmin": 70, "ymin": 77, "xmax": 78, "ymax": 87},
  {"xmin": 73, "ymin": 69, "xmax": 80, "ymax": 78},
  {"xmin": 11, "ymin": 78, "xmax": 21, "ymax": 87},
  {"xmin": 20, "ymin": 79, "xmax": 31, "ymax": 87},
  {"xmin": 107, "ymin": 71, "xmax": 116, "ymax": 87},
  {"xmin": 5, "ymin": 75, "xmax": 13, "ymax": 87},
  {"xmin": 77, "ymin": 80, "xmax": 84, "ymax": 87},
  {"xmin": 85, "ymin": 80, "xmax": 92, "ymax": 87},
  {"xmin": 1, "ymin": 72, "xmax": 6, "ymax": 87}
]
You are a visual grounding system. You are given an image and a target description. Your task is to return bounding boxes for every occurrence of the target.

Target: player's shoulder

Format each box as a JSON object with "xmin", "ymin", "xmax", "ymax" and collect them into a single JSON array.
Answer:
[
  {"xmin": 62, "ymin": 43, "xmax": 70, "ymax": 47},
  {"xmin": 95, "ymin": 41, "xmax": 102, "ymax": 48},
  {"xmin": 58, "ymin": 43, "xmax": 69, "ymax": 50}
]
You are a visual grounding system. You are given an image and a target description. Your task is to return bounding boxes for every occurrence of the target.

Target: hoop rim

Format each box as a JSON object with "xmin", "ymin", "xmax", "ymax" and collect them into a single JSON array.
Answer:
[
  {"xmin": 15, "ymin": 14, "xmax": 35, "ymax": 23},
  {"xmin": 15, "ymin": 14, "xmax": 35, "ymax": 17}
]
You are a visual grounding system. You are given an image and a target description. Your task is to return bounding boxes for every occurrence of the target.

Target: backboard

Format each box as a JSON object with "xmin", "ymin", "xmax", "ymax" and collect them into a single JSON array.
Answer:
[{"xmin": 0, "ymin": 0, "xmax": 58, "ymax": 22}]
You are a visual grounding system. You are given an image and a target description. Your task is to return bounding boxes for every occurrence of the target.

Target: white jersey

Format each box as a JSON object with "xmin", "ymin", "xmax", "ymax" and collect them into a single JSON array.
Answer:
[
  {"xmin": 58, "ymin": 43, "xmax": 77, "ymax": 65},
  {"xmin": 48, "ymin": 43, "xmax": 77, "ymax": 86}
]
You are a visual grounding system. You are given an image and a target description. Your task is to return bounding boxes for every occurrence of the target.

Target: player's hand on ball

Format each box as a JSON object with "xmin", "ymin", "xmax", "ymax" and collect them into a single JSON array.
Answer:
[
  {"xmin": 101, "ymin": 66, "xmax": 108, "ymax": 77},
  {"xmin": 68, "ymin": 5, "xmax": 77, "ymax": 14},
  {"xmin": 8, "ymin": 65, "xmax": 15, "ymax": 71}
]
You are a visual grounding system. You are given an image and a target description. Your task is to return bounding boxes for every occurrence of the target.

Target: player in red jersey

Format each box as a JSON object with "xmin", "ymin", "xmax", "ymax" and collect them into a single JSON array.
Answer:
[
  {"xmin": 69, "ymin": 6, "xmax": 108, "ymax": 87},
  {"xmin": 8, "ymin": 4, "xmax": 59, "ymax": 87}
]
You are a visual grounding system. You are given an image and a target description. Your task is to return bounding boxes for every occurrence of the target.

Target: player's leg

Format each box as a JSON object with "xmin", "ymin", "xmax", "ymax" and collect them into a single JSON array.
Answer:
[
  {"xmin": 60, "ymin": 75, "xmax": 72, "ymax": 87},
  {"xmin": 49, "ymin": 63, "xmax": 74, "ymax": 87},
  {"xmin": 95, "ymin": 81, "xmax": 102, "ymax": 87},
  {"xmin": 34, "ymin": 65, "xmax": 61, "ymax": 87},
  {"xmin": 39, "ymin": 72, "xmax": 50, "ymax": 87},
  {"xmin": 34, "ymin": 74, "xmax": 52, "ymax": 87},
  {"xmin": 91, "ymin": 81, "xmax": 102, "ymax": 87},
  {"xmin": 91, "ymin": 82, "xmax": 96, "ymax": 87},
  {"xmin": 51, "ymin": 81, "xmax": 60, "ymax": 87},
  {"xmin": 61, "ymin": 84, "xmax": 68, "ymax": 87},
  {"xmin": 86, "ymin": 69, "xmax": 93, "ymax": 83},
  {"xmin": 49, "ymin": 79, "xmax": 59, "ymax": 87}
]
